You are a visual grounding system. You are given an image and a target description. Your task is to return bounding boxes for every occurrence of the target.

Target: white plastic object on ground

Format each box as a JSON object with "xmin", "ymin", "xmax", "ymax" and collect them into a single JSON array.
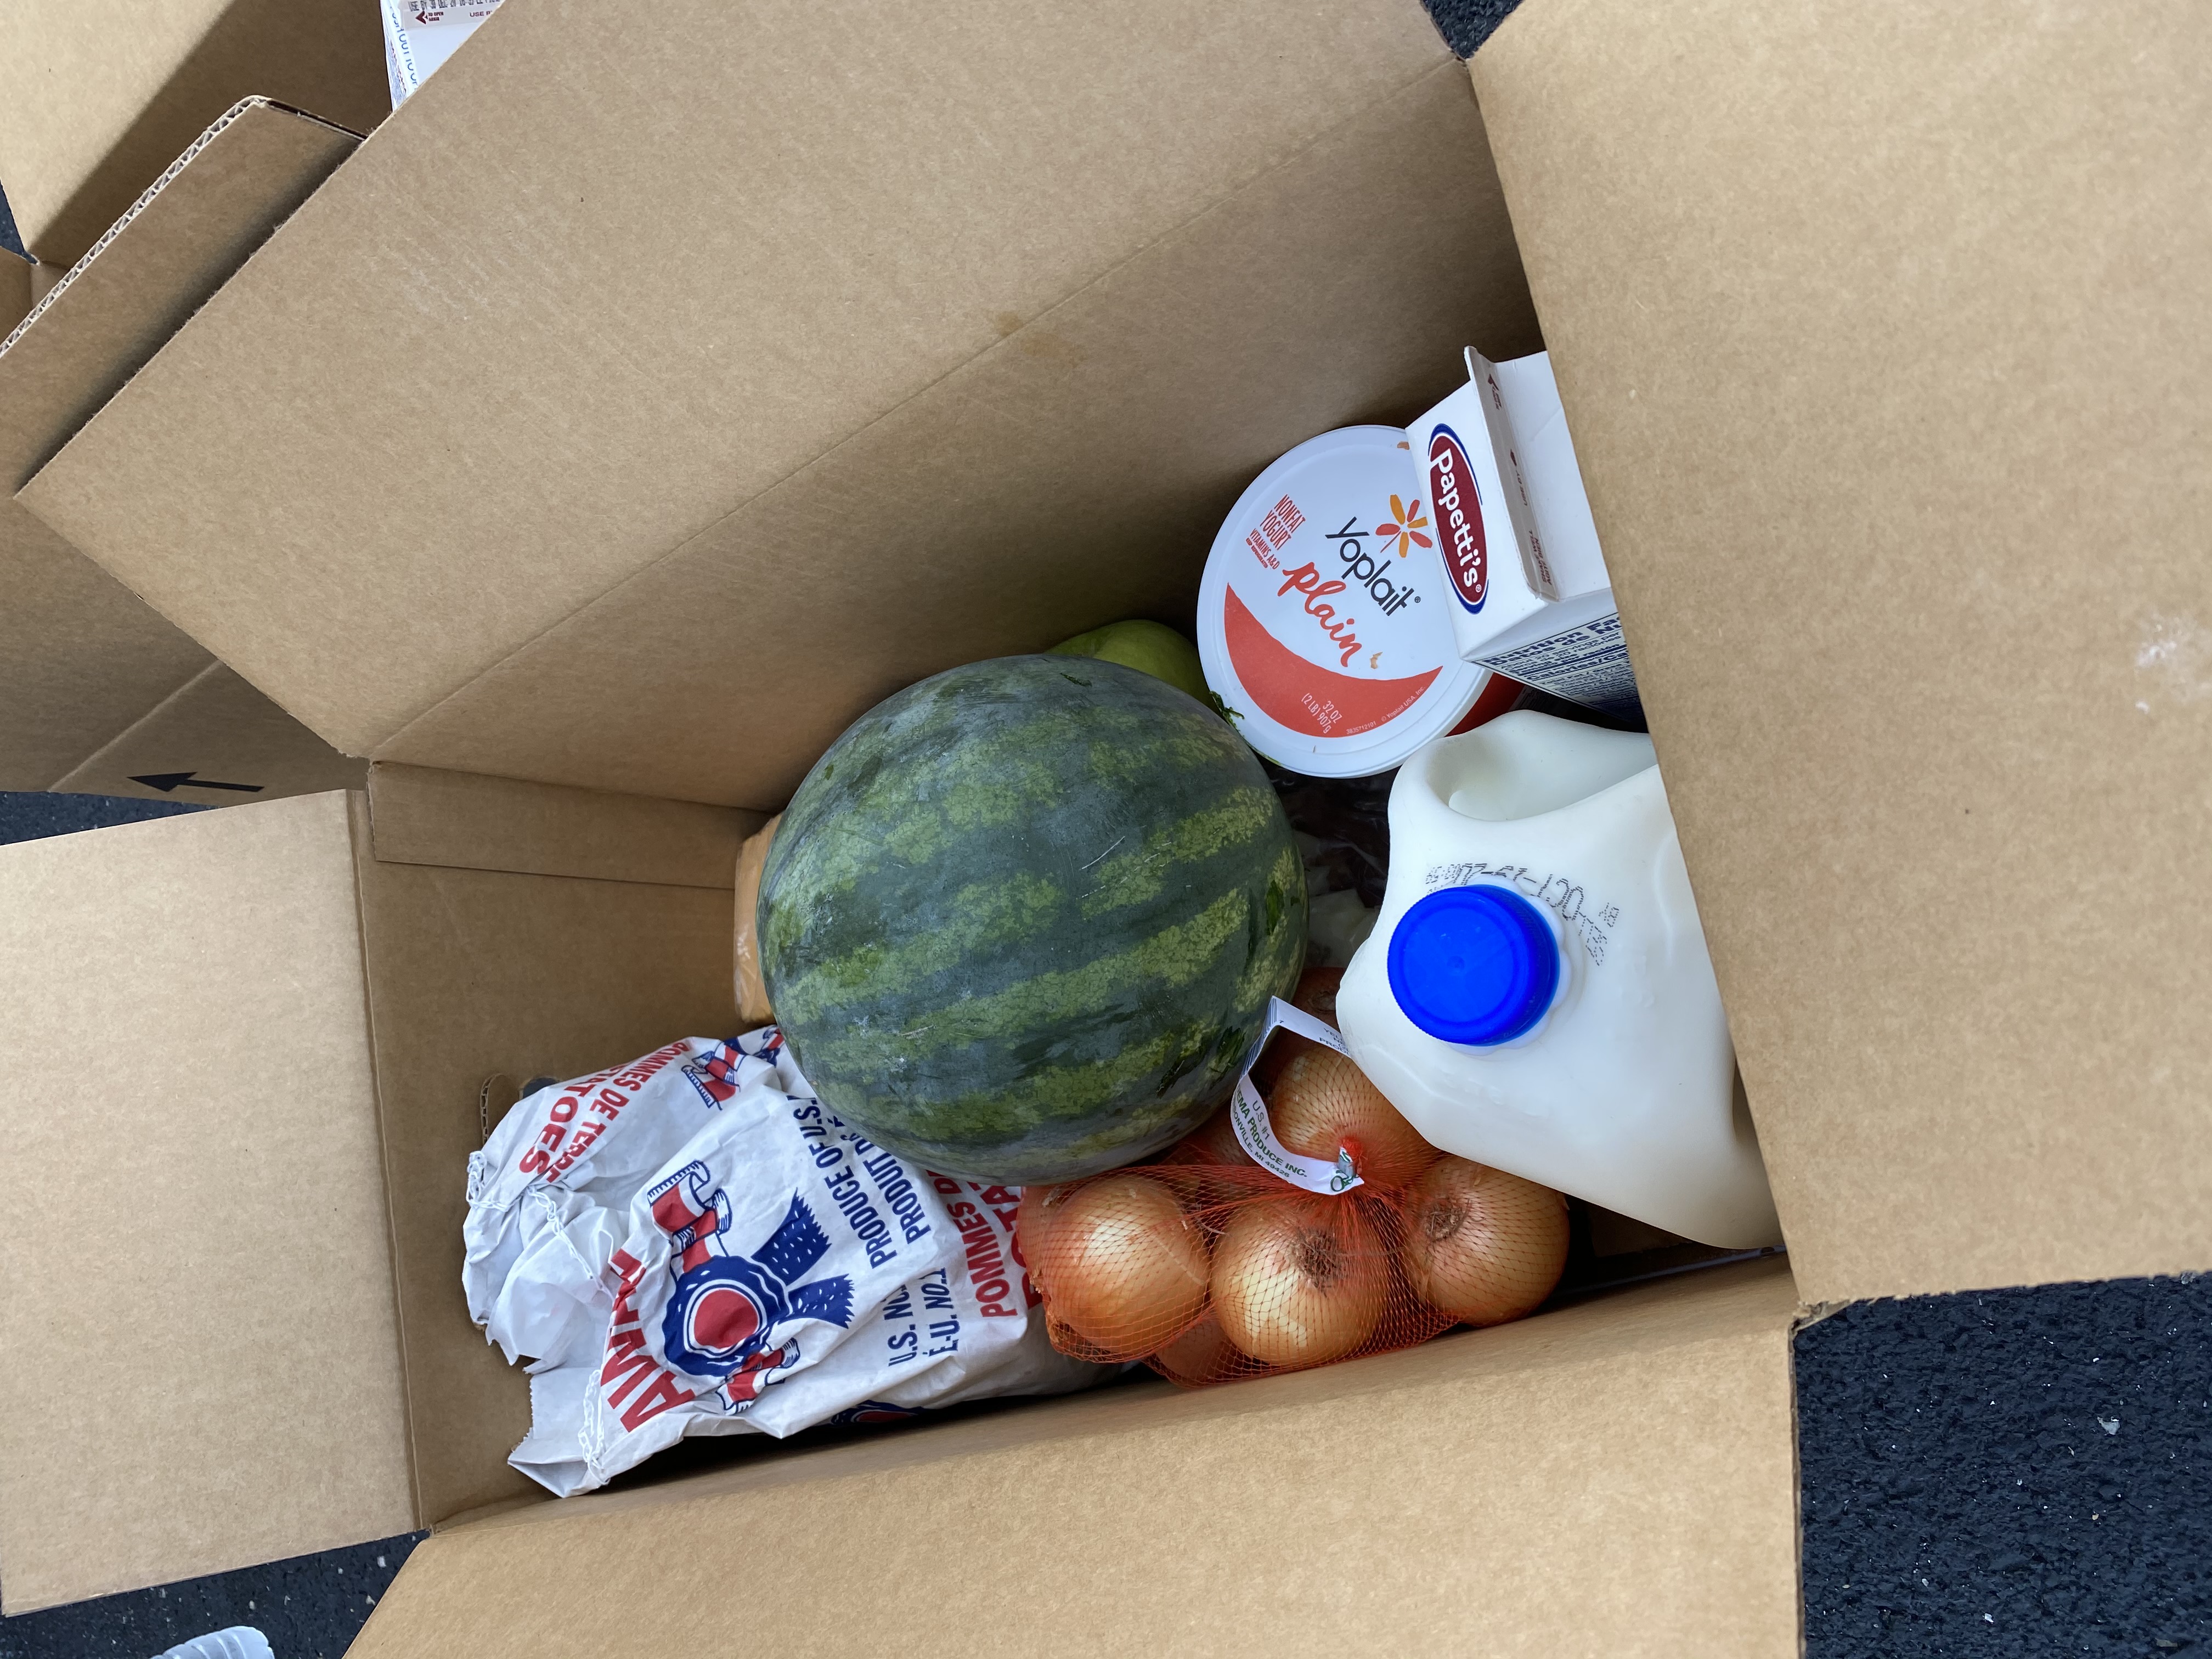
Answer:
[
  {"xmin": 1337, "ymin": 712, "xmax": 1781, "ymax": 1248},
  {"xmin": 156, "ymin": 1630, "xmax": 274, "ymax": 1659},
  {"xmin": 464, "ymin": 1030, "xmax": 1105, "ymax": 1496}
]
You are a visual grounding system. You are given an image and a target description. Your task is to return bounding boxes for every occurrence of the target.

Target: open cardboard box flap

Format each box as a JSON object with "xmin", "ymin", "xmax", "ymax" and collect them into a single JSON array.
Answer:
[
  {"xmin": 1469, "ymin": 0, "xmax": 2212, "ymax": 1308},
  {"xmin": 18, "ymin": 0, "xmax": 1541, "ymax": 810},
  {"xmin": 0, "ymin": 0, "xmax": 388, "ymax": 269},
  {"xmin": 0, "ymin": 97, "xmax": 368, "ymax": 799},
  {"xmin": 0, "ymin": 772, "xmax": 755, "ymax": 1612},
  {"xmin": 356, "ymin": 1257, "xmax": 1802, "ymax": 1659}
]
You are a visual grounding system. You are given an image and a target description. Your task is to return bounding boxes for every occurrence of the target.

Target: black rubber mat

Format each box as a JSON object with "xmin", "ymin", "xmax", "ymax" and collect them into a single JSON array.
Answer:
[
  {"xmin": 1798, "ymin": 1275, "xmax": 2212, "ymax": 1655},
  {"xmin": 1420, "ymin": 0, "xmax": 1524, "ymax": 55},
  {"xmin": 0, "ymin": 792, "xmax": 202, "ymax": 843},
  {"xmin": 0, "ymin": 1536, "xmax": 422, "ymax": 1659}
]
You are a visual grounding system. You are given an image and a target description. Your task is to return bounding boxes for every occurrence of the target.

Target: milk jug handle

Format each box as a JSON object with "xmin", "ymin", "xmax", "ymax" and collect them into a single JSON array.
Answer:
[{"xmin": 1227, "ymin": 996, "xmax": 1364, "ymax": 1195}]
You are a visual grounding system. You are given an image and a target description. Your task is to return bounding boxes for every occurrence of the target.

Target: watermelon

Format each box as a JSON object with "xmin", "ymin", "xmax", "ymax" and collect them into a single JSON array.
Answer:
[{"xmin": 759, "ymin": 655, "xmax": 1306, "ymax": 1183}]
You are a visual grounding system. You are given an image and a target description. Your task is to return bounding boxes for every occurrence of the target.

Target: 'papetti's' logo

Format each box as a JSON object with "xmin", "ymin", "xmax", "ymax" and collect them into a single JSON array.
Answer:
[
  {"xmin": 1429, "ymin": 424, "xmax": 1487, "ymax": 612},
  {"xmin": 650, "ymin": 1167, "xmax": 855, "ymax": 1409}
]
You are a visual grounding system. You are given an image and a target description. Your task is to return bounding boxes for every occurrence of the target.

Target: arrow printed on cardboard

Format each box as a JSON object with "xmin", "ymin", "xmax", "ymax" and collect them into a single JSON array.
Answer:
[{"xmin": 129, "ymin": 772, "xmax": 264, "ymax": 795}]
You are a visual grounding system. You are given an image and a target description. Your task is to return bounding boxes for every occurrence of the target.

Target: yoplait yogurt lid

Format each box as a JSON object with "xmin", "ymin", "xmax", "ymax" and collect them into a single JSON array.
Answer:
[{"xmin": 1198, "ymin": 426, "xmax": 1498, "ymax": 778}]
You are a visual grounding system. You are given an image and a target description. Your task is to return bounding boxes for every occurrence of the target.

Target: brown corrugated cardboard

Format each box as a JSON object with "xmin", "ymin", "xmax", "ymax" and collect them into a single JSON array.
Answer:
[
  {"xmin": 26, "ymin": 261, "xmax": 65, "ymax": 308},
  {"xmin": 0, "ymin": 252, "xmax": 27, "ymax": 336},
  {"xmin": 364, "ymin": 762, "xmax": 761, "ymax": 888},
  {"xmin": 0, "ymin": 795, "xmax": 414, "ymax": 1613},
  {"xmin": 0, "ymin": 781, "xmax": 738, "ymax": 1612},
  {"xmin": 0, "ymin": 0, "xmax": 386, "ymax": 268},
  {"xmin": 1470, "ymin": 0, "xmax": 2212, "ymax": 1306},
  {"xmin": 47, "ymin": 660, "xmax": 372, "ymax": 802},
  {"xmin": 0, "ymin": 100, "xmax": 360, "ymax": 478},
  {"xmin": 0, "ymin": 98, "xmax": 364, "ymax": 797},
  {"xmin": 348, "ymin": 799, "xmax": 740, "ymax": 1533},
  {"xmin": 350, "ymin": 1259, "xmax": 1801, "ymax": 1659},
  {"xmin": 0, "ymin": 506, "xmax": 218, "ymax": 790},
  {"xmin": 19, "ymin": 0, "xmax": 1539, "ymax": 807}
]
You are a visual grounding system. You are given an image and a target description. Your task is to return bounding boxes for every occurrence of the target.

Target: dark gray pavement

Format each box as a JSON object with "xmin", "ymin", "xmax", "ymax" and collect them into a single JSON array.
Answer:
[{"xmin": 0, "ymin": 1535, "xmax": 422, "ymax": 1659}]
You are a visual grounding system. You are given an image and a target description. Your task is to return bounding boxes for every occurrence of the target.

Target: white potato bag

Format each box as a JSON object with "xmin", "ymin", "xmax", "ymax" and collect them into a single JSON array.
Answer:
[{"xmin": 465, "ymin": 1029, "xmax": 1102, "ymax": 1495}]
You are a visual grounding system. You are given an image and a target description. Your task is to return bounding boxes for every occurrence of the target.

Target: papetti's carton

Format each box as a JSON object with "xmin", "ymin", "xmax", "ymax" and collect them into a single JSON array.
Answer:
[
  {"xmin": 1414, "ymin": 348, "xmax": 1641, "ymax": 719},
  {"xmin": 3, "ymin": 1, "xmax": 2209, "ymax": 1654}
]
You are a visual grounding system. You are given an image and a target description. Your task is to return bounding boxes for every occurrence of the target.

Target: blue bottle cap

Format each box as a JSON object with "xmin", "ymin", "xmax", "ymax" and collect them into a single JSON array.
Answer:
[{"xmin": 1386, "ymin": 884, "xmax": 1561, "ymax": 1047}]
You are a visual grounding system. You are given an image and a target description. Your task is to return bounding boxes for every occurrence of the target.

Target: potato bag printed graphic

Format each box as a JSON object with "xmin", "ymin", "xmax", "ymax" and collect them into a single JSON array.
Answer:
[{"xmin": 464, "ymin": 1030, "xmax": 1104, "ymax": 1496}]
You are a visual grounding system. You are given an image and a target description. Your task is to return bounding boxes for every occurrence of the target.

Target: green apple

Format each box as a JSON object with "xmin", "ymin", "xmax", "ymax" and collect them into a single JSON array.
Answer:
[{"xmin": 1049, "ymin": 619, "xmax": 1212, "ymax": 707}]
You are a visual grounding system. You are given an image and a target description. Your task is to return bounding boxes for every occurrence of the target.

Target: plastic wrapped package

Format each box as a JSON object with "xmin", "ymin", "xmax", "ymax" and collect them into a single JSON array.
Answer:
[{"xmin": 464, "ymin": 1029, "xmax": 1105, "ymax": 1495}]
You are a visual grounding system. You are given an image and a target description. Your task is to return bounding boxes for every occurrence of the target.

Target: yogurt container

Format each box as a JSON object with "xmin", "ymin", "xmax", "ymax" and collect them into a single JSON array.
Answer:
[{"xmin": 1198, "ymin": 426, "xmax": 1503, "ymax": 778}]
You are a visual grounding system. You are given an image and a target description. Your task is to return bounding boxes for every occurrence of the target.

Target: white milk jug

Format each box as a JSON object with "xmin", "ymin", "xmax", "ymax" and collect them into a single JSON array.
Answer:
[{"xmin": 1338, "ymin": 711, "xmax": 1781, "ymax": 1247}]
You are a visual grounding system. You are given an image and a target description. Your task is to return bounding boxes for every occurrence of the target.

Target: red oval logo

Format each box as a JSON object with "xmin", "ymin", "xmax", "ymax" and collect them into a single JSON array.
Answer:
[{"xmin": 1427, "ymin": 424, "xmax": 1486, "ymax": 613}]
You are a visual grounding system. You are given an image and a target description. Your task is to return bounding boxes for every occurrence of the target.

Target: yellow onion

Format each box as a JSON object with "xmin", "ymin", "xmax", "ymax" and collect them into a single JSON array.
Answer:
[
  {"xmin": 1036, "ymin": 1174, "xmax": 1209, "ymax": 1358},
  {"xmin": 1401, "ymin": 1156, "xmax": 1569, "ymax": 1326},
  {"xmin": 1269, "ymin": 1048, "xmax": 1437, "ymax": 1189},
  {"xmin": 1044, "ymin": 1310, "xmax": 1121, "ymax": 1365},
  {"xmin": 1152, "ymin": 1307, "xmax": 1237, "ymax": 1386},
  {"xmin": 1172, "ymin": 1103, "xmax": 1255, "ymax": 1168},
  {"xmin": 1015, "ymin": 1182, "xmax": 1076, "ymax": 1262},
  {"xmin": 1213, "ymin": 1195, "xmax": 1387, "ymax": 1368}
]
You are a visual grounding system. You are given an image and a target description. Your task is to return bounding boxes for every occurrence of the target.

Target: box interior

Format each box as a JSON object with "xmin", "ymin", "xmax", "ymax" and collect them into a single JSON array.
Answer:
[
  {"xmin": 0, "ymin": 98, "xmax": 366, "ymax": 796},
  {"xmin": 353, "ymin": 765, "xmax": 752, "ymax": 1527}
]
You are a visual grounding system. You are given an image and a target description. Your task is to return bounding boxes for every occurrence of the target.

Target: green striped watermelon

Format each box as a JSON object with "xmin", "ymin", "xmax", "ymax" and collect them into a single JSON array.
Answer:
[{"xmin": 759, "ymin": 655, "xmax": 1306, "ymax": 1183}]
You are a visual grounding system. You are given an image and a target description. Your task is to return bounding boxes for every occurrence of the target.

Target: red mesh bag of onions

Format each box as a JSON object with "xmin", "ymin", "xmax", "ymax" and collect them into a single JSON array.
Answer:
[{"xmin": 1018, "ymin": 979, "xmax": 1571, "ymax": 1386}]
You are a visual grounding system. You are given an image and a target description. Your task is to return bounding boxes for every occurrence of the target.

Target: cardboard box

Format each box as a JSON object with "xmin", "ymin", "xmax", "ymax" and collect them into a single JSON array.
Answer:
[
  {"xmin": 0, "ymin": 98, "xmax": 367, "ymax": 801},
  {"xmin": 0, "ymin": 0, "xmax": 388, "ymax": 268},
  {"xmin": 4, "ymin": 0, "xmax": 2209, "ymax": 1651},
  {"xmin": 26, "ymin": 258, "xmax": 67, "ymax": 309},
  {"xmin": 0, "ymin": 768, "xmax": 1803, "ymax": 1646},
  {"xmin": 16, "ymin": 0, "xmax": 1542, "ymax": 812}
]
